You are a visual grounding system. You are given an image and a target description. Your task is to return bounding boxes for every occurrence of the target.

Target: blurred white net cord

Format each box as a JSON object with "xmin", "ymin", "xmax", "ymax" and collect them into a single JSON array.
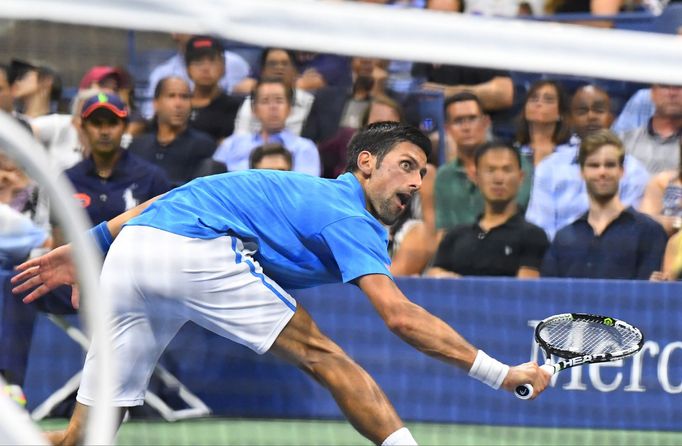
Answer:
[
  {"xmin": 2, "ymin": 0, "xmax": 682, "ymax": 84},
  {"xmin": 0, "ymin": 113, "xmax": 116, "ymax": 445}
]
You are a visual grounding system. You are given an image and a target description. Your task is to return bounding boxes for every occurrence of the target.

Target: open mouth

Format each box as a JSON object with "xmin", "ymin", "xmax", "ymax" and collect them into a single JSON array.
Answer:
[{"xmin": 396, "ymin": 192, "xmax": 411, "ymax": 208}]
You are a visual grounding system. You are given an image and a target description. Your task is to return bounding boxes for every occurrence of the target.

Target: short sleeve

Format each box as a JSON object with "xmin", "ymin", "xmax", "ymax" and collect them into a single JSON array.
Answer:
[
  {"xmin": 518, "ymin": 225, "xmax": 550, "ymax": 270},
  {"xmin": 320, "ymin": 217, "xmax": 392, "ymax": 283}
]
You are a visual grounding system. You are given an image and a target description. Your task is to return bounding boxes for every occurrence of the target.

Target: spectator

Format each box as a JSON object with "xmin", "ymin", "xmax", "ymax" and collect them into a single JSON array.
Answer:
[
  {"xmin": 128, "ymin": 76, "xmax": 223, "ymax": 187},
  {"xmin": 638, "ymin": 142, "xmax": 682, "ymax": 235},
  {"xmin": 0, "ymin": 63, "xmax": 32, "ymax": 132},
  {"xmin": 411, "ymin": 5, "xmax": 515, "ymax": 138},
  {"xmin": 515, "ymin": 80, "xmax": 570, "ymax": 167},
  {"xmin": 77, "ymin": 65, "xmax": 146, "ymax": 139},
  {"xmin": 619, "ymin": 83, "xmax": 682, "ymax": 175},
  {"xmin": 526, "ymin": 84, "xmax": 649, "ymax": 239},
  {"xmin": 62, "ymin": 92, "xmax": 171, "ymax": 227},
  {"xmin": 141, "ymin": 33, "xmax": 250, "ymax": 119},
  {"xmin": 302, "ymin": 56, "xmax": 384, "ymax": 149},
  {"xmin": 9, "ymin": 59, "xmax": 61, "ymax": 119},
  {"xmin": 249, "ymin": 143, "xmax": 293, "ymax": 171},
  {"xmin": 541, "ymin": 129, "xmax": 667, "ymax": 279},
  {"xmin": 213, "ymin": 77, "xmax": 320, "ymax": 175},
  {"xmin": 0, "ymin": 93, "xmax": 171, "ymax": 393},
  {"xmin": 0, "ymin": 153, "xmax": 49, "ymax": 393},
  {"xmin": 293, "ymin": 51, "xmax": 352, "ymax": 92},
  {"xmin": 427, "ymin": 140, "xmax": 548, "ymax": 278},
  {"xmin": 317, "ymin": 95, "xmax": 405, "ymax": 179},
  {"xmin": 185, "ymin": 36, "xmax": 245, "ymax": 143},
  {"xmin": 0, "ymin": 153, "xmax": 48, "ymax": 268},
  {"xmin": 234, "ymin": 48, "xmax": 315, "ymax": 136},
  {"xmin": 434, "ymin": 92, "xmax": 532, "ymax": 231},
  {"xmin": 650, "ymin": 230, "xmax": 682, "ymax": 281},
  {"xmin": 611, "ymin": 88, "xmax": 653, "ymax": 134}
]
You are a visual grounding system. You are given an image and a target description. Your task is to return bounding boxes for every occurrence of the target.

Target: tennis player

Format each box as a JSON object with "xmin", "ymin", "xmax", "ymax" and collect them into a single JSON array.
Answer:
[{"xmin": 13, "ymin": 122, "xmax": 549, "ymax": 445}]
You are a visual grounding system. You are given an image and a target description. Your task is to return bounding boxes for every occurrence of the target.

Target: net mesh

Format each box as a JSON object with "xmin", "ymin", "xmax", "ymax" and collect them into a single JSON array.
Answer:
[
  {"xmin": 539, "ymin": 316, "xmax": 643, "ymax": 358},
  {"xmin": 0, "ymin": 2, "xmax": 681, "ymax": 445}
]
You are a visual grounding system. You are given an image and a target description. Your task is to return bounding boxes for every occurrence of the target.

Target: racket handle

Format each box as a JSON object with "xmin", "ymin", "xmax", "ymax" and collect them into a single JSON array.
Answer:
[
  {"xmin": 514, "ymin": 364, "xmax": 555, "ymax": 400},
  {"xmin": 515, "ymin": 383, "xmax": 534, "ymax": 400}
]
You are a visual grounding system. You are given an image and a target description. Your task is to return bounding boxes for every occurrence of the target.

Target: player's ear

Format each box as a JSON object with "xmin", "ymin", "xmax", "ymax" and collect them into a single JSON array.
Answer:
[{"xmin": 356, "ymin": 150, "xmax": 374, "ymax": 176}]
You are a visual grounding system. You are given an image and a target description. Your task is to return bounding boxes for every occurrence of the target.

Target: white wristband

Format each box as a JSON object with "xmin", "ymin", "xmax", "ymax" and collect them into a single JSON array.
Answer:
[{"xmin": 468, "ymin": 349, "xmax": 510, "ymax": 390}]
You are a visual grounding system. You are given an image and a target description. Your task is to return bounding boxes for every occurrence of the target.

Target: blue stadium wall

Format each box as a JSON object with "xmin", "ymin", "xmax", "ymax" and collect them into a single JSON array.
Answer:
[{"xmin": 24, "ymin": 278, "xmax": 682, "ymax": 430}]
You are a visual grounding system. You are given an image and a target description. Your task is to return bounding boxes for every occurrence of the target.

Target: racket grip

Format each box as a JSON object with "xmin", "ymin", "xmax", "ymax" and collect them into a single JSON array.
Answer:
[{"xmin": 514, "ymin": 364, "xmax": 555, "ymax": 400}]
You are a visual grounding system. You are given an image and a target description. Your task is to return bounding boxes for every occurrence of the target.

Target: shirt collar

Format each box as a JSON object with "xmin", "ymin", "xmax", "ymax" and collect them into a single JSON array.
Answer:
[
  {"xmin": 252, "ymin": 130, "xmax": 296, "ymax": 147},
  {"xmin": 646, "ymin": 117, "xmax": 681, "ymax": 142}
]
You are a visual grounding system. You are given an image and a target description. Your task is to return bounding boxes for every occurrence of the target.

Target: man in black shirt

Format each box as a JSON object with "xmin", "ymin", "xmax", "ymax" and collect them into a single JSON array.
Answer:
[
  {"xmin": 129, "ymin": 76, "xmax": 224, "ymax": 187},
  {"xmin": 185, "ymin": 36, "xmax": 244, "ymax": 143},
  {"xmin": 427, "ymin": 141, "xmax": 548, "ymax": 278}
]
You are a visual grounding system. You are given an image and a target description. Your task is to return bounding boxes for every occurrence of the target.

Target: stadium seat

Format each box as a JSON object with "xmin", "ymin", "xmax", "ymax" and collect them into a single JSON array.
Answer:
[{"xmin": 29, "ymin": 313, "xmax": 211, "ymax": 422}]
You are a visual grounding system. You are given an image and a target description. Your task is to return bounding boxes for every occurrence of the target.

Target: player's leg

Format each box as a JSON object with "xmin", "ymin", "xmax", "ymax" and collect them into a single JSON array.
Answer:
[
  {"xmin": 52, "ymin": 226, "xmax": 188, "ymax": 445},
  {"xmin": 269, "ymin": 305, "xmax": 411, "ymax": 446}
]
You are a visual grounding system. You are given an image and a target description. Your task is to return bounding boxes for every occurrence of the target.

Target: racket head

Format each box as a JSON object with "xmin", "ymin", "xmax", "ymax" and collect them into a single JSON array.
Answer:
[{"xmin": 534, "ymin": 313, "xmax": 643, "ymax": 361}]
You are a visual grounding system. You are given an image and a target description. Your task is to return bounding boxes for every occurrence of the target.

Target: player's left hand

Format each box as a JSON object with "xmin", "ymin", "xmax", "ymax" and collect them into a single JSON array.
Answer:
[
  {"xmin": 11, "ymin": 244, "xmax": 80, "ymax": 308},
  {"xmin": 501, "ymin": 362, "xmax": 551, "ymax": 399}
]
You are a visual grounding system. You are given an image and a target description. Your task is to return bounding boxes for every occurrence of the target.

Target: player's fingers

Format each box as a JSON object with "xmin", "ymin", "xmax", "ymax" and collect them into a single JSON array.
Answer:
[
  {"xmin": 71, "ymin": 286, "xmax": 80, "ymax": 310},
  {"xmin": 21, "ymin": 284, "xmax": 51, "ymax": 304},
  {"xmin": 13, "ymin": 258, "xmax": 41, "ymax": 273},
  {"xmin": 11, "ymin": 274, "xmax": 45, "ymax": 294},
  {"xmin": 10, "ymin": 266, "xmax": 40, "ymax": 284}
]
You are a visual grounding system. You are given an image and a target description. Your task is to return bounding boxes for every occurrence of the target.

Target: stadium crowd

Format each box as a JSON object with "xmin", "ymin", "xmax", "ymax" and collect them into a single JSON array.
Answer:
[{"xmin": 2, "ymin": 0, "xmax": 682, "ymax": 414}]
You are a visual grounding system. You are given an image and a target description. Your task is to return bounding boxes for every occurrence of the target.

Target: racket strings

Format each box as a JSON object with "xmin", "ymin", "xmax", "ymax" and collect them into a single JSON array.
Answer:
[{"xmin": 540, "ymin": 319, "xmax": 640, "ymax": 357}]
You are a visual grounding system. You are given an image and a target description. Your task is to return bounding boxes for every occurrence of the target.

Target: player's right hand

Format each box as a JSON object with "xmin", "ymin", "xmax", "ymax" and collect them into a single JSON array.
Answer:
[
  {"xmin": 11, "ymin": 244, "xmax": 80, "ymax": 309},
  {"xmin": 501, "ymin": 362, "xmax": 551, "ymax": 399}
]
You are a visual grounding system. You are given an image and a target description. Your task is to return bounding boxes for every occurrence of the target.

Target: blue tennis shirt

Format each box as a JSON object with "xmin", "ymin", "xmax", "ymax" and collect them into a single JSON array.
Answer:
[{"xmin": 128, "ymin": 170, "xmax": 392, "ymax": 289}]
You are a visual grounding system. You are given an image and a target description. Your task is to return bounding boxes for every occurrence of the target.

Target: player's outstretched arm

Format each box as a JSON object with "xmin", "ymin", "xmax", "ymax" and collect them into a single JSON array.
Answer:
[
  {"xmin": 11, "ymin": 195, "xmax": 164, "ymax": 307},
  {"xmin": 357, "ymin": 274, "xmax": 550, "ymax": 398}
]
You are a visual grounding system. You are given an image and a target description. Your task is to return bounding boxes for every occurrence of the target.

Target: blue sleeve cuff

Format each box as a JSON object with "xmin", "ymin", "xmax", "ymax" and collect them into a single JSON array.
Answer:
[{"xmin": 87, "ymin": 221, "xmax": 113, "ymax": 254}]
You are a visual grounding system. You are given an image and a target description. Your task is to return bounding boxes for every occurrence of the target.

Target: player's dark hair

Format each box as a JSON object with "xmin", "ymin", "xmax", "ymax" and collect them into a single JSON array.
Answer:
[
  {"xmin": 345, "ymin": 122, "xmax": 431, "ymax": 173},
  {"xmin": 474, "ymin": 141, "xmax": 522, "ymax": 168}
]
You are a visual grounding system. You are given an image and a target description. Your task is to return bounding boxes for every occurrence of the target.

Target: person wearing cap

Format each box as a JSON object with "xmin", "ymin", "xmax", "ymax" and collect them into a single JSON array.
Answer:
[
  {"xmin": 141, "ymin": 33, "xmax": 251, "ymax": 120},
  {"xmin": 63, "ymin": 92, "xmax": 171, "ymax": 226},
  {"xmin": 213, "ymin": 77, "xmax": 320, "ymax": 176},
  {"xmin": 128, "ymin": 76, "xmax": 224, "ymax": 187},
  {"xmin": 184, "ymin": 35, "xmax": 245, "ymax": 143}
]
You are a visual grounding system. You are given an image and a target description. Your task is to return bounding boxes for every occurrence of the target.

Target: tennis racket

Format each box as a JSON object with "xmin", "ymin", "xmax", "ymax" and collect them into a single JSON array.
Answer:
[{"xmin": 515, "ymin": 312, "xmax": 643, "ymax": 400}]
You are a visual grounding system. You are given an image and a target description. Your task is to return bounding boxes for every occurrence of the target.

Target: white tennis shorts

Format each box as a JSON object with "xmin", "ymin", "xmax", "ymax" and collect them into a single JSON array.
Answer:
[{"xmin": 77, "ymin": 225, "xmax": 297, "ymax": 407}]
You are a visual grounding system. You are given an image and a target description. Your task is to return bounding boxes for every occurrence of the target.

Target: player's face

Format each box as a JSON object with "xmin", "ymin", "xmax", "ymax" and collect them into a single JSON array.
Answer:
[
  {"xmin": 81, "ymin": 111, "xmax": 125, "ymax": 156},
  {"xmin": 581, "ymin": 144, "xmax": 624, "ymax": 203},
  {"xmin": 570, "ymin": 87, "xmax": 612, "ymax": 138},
  {"xmin": 364, "ymin": 141, "xmax": 427, "ymax": 225},
  {"xmin": 475, "ymin": 148, "xmax": 523, "ymax": 206},
  {"xmin": 154, "ymin": 78, "xmax": 191, "ymax": 128}
]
